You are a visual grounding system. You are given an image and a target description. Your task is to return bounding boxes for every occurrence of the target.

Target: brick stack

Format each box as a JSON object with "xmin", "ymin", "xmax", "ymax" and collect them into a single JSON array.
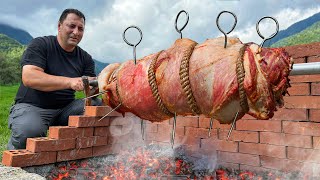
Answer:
[{"xmin": 2, "ymin": 42, "xmax": 320, "ymax": 177}]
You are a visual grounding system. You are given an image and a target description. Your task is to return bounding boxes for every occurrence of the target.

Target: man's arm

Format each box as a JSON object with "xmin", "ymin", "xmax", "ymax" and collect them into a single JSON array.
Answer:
[{"xmin": 22, "ymin": 65, "xmax": 84, "ymax": 92}]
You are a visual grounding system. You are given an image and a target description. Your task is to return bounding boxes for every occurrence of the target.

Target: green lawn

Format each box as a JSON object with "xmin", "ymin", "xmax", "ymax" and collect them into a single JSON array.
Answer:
[
  {"xmin": 0, "ymin": 84, "xmax": 18, "ymax": 161},
  {"xmin": 0, "ymin": 85, "xmax": 84, "ymax": 162}
]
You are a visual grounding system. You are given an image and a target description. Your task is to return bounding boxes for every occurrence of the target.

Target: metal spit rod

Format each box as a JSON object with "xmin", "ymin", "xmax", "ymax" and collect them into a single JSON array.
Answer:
[{"xmin": 290, "ymin": 62, "xmax": 320, "ymax": 76}]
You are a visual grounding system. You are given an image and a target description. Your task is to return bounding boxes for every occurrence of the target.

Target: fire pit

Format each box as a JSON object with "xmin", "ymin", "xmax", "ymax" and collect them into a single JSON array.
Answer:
[{"xmin": 21, "ymin": 144, "xmax": 309, "ymax": 180}]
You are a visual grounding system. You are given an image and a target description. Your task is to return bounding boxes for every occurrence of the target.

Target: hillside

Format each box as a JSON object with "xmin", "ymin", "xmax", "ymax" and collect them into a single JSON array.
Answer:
[
  {"xmin": 0, "ymin": 23, "xmax": 33, "ymax": 45},
  {"xmin": 264, "ymin": 12, "xmax": 320, "ymax": 47},
  {"xmin": 0, "ymin": 34, "xmax": 23, "ymax": 52},
  {"xmin": 0, "ymin": 34, "xmax": 25, "ymax": 85},
  {"xmin": 94, "ymin": 59, "xmax": 109, "ymax": 75},
  {"xmin": 271, "ymin": 21, "xmax": 320, "ymax": 47}
]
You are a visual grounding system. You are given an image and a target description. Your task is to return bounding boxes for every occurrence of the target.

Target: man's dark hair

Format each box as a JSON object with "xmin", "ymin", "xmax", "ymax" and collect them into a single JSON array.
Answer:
[{"xmin": 59, "ymin": 8, "xmax": 86, "ymax": 23}]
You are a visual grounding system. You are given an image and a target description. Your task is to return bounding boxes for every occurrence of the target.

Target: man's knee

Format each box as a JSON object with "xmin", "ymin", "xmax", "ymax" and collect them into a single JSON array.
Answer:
[
  {"xmin": 7, "ymin": 104, "xmax": 49, "ymax": 149},
  {"xmin": 9, "ymin": 121, "xmax": 48, "ymax": 149},
  {"xmin": 91, "ymin": 97, "xmax": 102, "ymax": 106}
]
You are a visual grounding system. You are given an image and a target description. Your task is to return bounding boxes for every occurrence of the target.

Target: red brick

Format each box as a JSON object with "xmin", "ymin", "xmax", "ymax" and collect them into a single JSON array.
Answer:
[
  {"xmin": 57, "ymin": 147, "xmax": 92, "ymax": 162},
  {"xmin": 174, "ymin": 135, "xmax": 200, "ymax": 148},
  {"xmin": 218, "ymin": 162, "xmax": 240, "ymax": 170},
  {"xmin": 293, "ymin": 57, "xmax": 307, "ymax": 64},
  {"xmin": 308, "ymin": 55, "xmax": 320, "ymax": 63},
  {"xmin": 169, "ymin": 116, "xmax": 199, "ymax": 127},
  {"xmin": 283, "ymin": 121, "xmax": 320, "ymax": 136},
  {"xmin": 260, "ymin": 156, "xmax": 313, "ymax": 174},
  {"xmin": 270, "ymin": 108, "xmax": 307, "ymax": 121},
  {"xmin": 287, "ymin": 83, "xmax": 310, "ymax": 95},
  {"xmin": 218, "ymin": 151, "xmax": 260, "ymax": 166},
  {"xmin": 145, "ymin": 132, "xmax": 157, "ymax": 142},
  {"xmin": 145, "ymin": 123, "xmax": 158, "ymax": 132},
  {"xmin": 310, "ymin": 109, "xmax": 320, "ymax": 122},
  {"xmin": 84, "ymin": 106, "xmax": 122, "ymax": 117},
  {"xmin": 293, "ymin": 57, "xmax": 306, "ymax": 63},
  {"xmin": 92, "ymin": 144, "xmax": 122, "ymax": 156},
  {"xmin": 287, "ymin": 147, "xmax": 320, "ymax": 163},
  {"xmin": 239, "ymin": 142, "xmax": 286, "ymax": 158},
  {"xmin": 94, "ymin": 127, "xmax": 109, "ymax": 136},
  {"xmin": 185, "ymin": 127, "xmax": 214, "ymax": 138},
  {"xmin": 260, "ymin": 132, "xmax": 312, "ymax": 148},
  {"xmin": 290, "ymin": 75, "xmax": 320, "ymax": 83},
  {"xmin": 201, "ymin": 138, "xmax": 238, "ymax": 152},
  {"xmin": 284, "ymin": 96, "xmax": 320, "ymax": 109},
  {"xmin": 158, "ymin": 124, "xmax": 184, "ymax": 136},
  {"xmin": 311, "ymin": 83, "xmax": 320, "ymax": 95},
  {"xmin": 239, "ymin": 165, "xmax": 274, "ymax": 173},
  {"xmin": 76, "ymin": 136, "xmax": 108, "ymax": 148},
  {"xmin": 199, "ymin": 116, "xmax": 211, "ymax": 128},
  {"xmin": 236, "ymin": 120, "xmax": 281, "ymax": 132},
  {"xmin": 49, "ymin": 126, "xmax": 93, "ymax": 139},
  {"xmin": 76, "ymin": 137, "xmax": 95, "ymax": 148},
  {"xmin": 68, "ymin": 116, "xmax": 110, "ymax": 127},
  {"xmin": 218, "ymin": 130, "xmax": 259, "ymax": 143},
  {"xmin": 313, "ymin": 137, "xmax": 320, "ymax": 149},
  {"xmin": 284, "ymin": 42, "xmax": 320, "ymax": 58},
  {"xmin": 93, "ymin": 136, "xmax": 109, "ymax": 146},
  {"xmin": 26, "ymin": 137, "xmax": 75, "ymax": 152},
  {"xmin": 199, "ymin": 116, "xmax": 232, "ymax": 130},
  {"xmin": 2, "ymin": 150, "xmax": 56, "ymax": 167}
]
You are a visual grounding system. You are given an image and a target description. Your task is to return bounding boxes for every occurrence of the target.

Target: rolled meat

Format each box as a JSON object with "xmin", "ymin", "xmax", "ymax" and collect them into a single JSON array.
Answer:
[{"xmin": 98, "ymin": 37, "xmax": 292, "ymax": 124}]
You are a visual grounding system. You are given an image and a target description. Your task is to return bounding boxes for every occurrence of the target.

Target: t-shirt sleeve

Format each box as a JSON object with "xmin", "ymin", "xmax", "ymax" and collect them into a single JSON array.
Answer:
[
  {"xmin": 83, "ymin": 54, "xmax": 96, "ymax": 77},
  {"xmin": 21, "ymin": 38, "xmax": 47, "ymax": 69}
]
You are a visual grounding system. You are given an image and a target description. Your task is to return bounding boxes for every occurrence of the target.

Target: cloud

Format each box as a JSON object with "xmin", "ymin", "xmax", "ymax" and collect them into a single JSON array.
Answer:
[{"xmin": 0, "ymin": 0, "xmax": 319, "ymax": 63}]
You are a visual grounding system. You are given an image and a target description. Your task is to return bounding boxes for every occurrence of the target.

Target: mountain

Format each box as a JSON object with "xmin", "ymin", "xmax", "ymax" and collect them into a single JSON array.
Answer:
[
  {"xmin": 0, "ymin": 34, "xmax": 24, "ymax": 52},
  {"xmin": 0, "ymin": 23, "xmax": 33, "ymax": 45},
  {"xmin": 271, "ymin": 21, "xmax": 320, "ymax": 47},
  {"xmin": 93, "ymin": 59, "xmax": 109, "ymax": 74},
  {"xmin": 264, "ymin": 12, "xmax": 320, "ymax": 47}
]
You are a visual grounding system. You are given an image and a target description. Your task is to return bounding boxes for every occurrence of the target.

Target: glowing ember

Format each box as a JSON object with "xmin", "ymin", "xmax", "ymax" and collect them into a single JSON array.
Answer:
[{"xmin": 45, "ymin": 145, "xmax": 310, "ymax": 180}]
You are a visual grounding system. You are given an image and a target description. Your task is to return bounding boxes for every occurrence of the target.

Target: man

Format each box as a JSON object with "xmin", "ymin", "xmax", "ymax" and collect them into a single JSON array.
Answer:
[{"xmin": 7, "ymin": 8, "xmax": 100, "ymax": 150}]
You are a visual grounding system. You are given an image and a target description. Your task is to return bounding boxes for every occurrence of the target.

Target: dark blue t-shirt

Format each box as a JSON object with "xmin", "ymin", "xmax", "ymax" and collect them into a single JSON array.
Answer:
[{"xmin": 15, "ymin": 35, "xmax": 96, "ymax": 109}]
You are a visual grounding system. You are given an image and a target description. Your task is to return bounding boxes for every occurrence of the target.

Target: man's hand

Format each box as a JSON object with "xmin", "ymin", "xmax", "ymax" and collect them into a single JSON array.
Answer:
[{"xmin": 69, "ymin": 77, "xmax": 84, "ymax": 91}]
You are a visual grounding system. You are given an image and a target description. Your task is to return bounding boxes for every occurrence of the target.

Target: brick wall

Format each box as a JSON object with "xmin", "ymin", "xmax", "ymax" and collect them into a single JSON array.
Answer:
[{"xmin": 2, "ymin": 42, "xmax": 320, "ymax": 176}]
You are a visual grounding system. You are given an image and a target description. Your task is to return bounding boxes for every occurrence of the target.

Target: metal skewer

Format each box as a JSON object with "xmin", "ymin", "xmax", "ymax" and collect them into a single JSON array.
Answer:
[
  {"xmin": 256, "ymin": 16, "xmax": 279, "ymax": 48},
  {"xmin": 227, "ymin": 110, "xmax": 239, "ymax": 141},
  {"xmin": 123, "ymin": 25, "xmax": 143, "ymax": 65},
  {"xmin": 216, "ymin": 11, "xmax": 237, "ymax": 48},
  {"xmin": 98, "ymin": 103, "xmax": 122, "ymax": 121},
  {"xmin": 291, "ymin": 62, "xmax": 320, "ymax": 76},
  {"xmin": 141, "ymin": 119, "xmax": 145, "ymax": 140},
  {"xmin": 175, "ymin": 10, "xmax": 189, "ymax": 39},
  {"xmin": 171, "ymin": 112, "xmax": 177, "ymax": 148},
  {"xmin": 208, "ymin": 117, "xmax": 214, "ymax": 137},
  {"xmin": 123, "ymin": 25, "xmax": 145, "ymax": 139},
  {"xmin": 81, "ymin": 90, "xmax": 109, "ymax": 100}
]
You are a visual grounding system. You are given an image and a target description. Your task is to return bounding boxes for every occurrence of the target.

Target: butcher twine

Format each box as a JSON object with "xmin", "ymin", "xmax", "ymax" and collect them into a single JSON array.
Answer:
[
  {"xmin": 107, "ymin": 66, "xmax": 123, "ymax": 108},
  {"xmin": 179, "ymin": 42, "xmax": 201, "ymax": 115},
  {"xmin": 148, "ymin": 51, "xmax": 174, "ymax": 117},
  {"xmin": 236, "ymin": 45, "xmax": 249, "ymax": 113}
]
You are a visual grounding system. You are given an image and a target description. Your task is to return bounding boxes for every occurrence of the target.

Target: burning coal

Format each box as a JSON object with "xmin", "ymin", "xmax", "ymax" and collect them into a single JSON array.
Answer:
[{"xmin": 32, "ymin": 144, "xmax": 310, "ymax": 180}]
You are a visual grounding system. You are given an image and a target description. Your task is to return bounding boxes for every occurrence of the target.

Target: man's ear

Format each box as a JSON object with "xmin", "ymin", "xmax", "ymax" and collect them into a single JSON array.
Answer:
[{"xmin": 58, "ymin": 22, "xmax": 62, "ymax": 32}]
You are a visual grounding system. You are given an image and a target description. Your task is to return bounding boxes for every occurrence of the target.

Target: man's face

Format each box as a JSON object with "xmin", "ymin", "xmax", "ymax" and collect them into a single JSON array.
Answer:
[{"xmin": 58, "ymin": 13, "xmax": 85, "ymax": 51}]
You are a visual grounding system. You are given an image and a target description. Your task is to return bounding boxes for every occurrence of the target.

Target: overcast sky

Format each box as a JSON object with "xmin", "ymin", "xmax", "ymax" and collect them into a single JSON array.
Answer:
[{"xmin": 0, "ymin": 0, "xmax": 319, "ymax": 63}]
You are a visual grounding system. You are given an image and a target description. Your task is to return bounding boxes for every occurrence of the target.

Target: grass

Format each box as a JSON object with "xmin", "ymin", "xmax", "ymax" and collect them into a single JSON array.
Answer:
[
  {"xmin": 0, "ymin": 85, "xmax": 84, "ymax": 162},
  {"xmin": 0, "ymin": 84, "xmax": 18, "ymax": 162}
]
